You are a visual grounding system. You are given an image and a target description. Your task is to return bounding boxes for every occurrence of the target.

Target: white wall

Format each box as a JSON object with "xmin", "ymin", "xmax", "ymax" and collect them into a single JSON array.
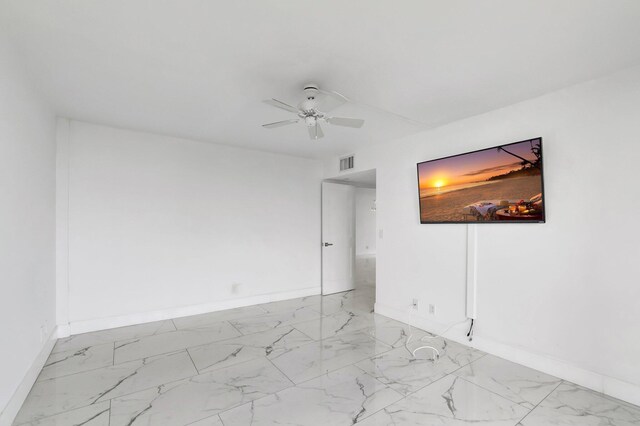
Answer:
[
  {"xmin": 0, "ymin": 37, "xmax": 56, "ymax": 420},
  {"xmin": 323, "ymin": 66, "xmax": 640, "ymax": 404},
  {"xmin": 355, "ymin": 188, "xmax": 376, "ymax": 256},
  {"xmin": 61, "ymin": 121, "xmax": 322, "ymax": 331}
]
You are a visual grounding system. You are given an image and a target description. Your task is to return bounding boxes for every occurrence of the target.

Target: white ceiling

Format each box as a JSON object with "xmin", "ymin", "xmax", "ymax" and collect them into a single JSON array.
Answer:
[{"xmin": 2, "ymin": 1, "xmax": 640, "ymax": 159}]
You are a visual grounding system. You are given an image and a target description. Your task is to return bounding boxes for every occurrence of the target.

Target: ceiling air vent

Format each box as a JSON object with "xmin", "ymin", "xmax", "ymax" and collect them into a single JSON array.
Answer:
[{"xmin": 339, "ymin": 155, "xmax": 354, "ymax": 172}]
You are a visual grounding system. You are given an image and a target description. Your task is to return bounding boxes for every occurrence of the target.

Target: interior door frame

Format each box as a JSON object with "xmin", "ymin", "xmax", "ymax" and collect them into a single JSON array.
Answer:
[
  {"xmin": 321, "ymin": 170, "xmax": 377, "ymax": 296},
  {"xmin": 320, "ymin": 181, "xmax": 355, "ymax": 295}
]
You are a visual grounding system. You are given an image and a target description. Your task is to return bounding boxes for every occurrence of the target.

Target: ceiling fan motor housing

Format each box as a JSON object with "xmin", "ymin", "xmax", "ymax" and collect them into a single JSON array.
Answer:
[{"xmin": 300, "ymin": 83, "xmax": 320, "ymax": 112}]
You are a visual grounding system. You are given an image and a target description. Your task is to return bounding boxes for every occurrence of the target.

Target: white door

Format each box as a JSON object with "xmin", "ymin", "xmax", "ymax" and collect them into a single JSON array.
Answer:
[{"xmin": 322, "ymin": 182, "xmax": 355, "ymax": 295}]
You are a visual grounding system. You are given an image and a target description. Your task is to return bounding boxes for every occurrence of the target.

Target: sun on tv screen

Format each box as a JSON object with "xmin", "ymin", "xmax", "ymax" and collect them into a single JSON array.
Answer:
[{"xmin": 417, "ymin": 138, "xmax": 545, "ymax": 224}]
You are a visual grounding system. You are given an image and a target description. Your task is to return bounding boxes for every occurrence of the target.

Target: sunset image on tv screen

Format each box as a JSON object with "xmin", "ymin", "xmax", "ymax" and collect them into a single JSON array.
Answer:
[{"xmin": 417, "ymin": 138, "xmax": 545, "ymax": 223}]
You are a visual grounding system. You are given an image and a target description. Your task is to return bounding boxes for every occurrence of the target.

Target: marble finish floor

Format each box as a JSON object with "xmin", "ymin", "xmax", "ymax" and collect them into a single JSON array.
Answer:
[{"xmin": 14, "ymin": 287, "xmax": 640, "ymax": 425}]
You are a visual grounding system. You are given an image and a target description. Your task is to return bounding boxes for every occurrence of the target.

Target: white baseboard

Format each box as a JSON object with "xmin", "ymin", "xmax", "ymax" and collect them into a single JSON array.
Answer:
[
  {"xmin": 374, "ymin": 302, "xmax": 640, "ymax": 407},
  {"xmin": 64, "ymin": 287, "xmax": 321, "ymax": 337},
  {"xmin": 57, "ymin": 324, "xmax": 71, "ymax": 339},
  {"xmin": 0, "ymin": 326, "xmax": 58, "ymax": 426}
]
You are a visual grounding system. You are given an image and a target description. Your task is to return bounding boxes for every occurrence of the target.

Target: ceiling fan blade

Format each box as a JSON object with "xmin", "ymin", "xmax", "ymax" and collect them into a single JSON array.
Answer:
[
  {"xmin": 308, "ymin": 123, "xmax": 324, "ymax": 140},
  {"xmin": 263, "ymin": 98, "xmax": 299, "ymax": 114},
  {"xmin": 316, "ymin": 90, "xmax": 347, "ymax": 112},
  {"xmin": 326, "ymin": 117, "xmax": 365, "ymax": 128},
  {"xmin": 320, "ymin": 89, "xmax": 426, "ymax": 127},
  {"xmin": 262, "ymin": 119, "xmax": 299, "ymax": 128}
]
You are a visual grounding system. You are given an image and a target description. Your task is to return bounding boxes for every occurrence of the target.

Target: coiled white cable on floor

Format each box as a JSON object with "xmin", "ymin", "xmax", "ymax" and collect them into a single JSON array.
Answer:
[
  {"xmin": 404, "ymin": 304, "xmax": 469, "ymax": 360},
  {"xmin": 404, "ymin": 304, "xmax": 439, "ymax": 360}
]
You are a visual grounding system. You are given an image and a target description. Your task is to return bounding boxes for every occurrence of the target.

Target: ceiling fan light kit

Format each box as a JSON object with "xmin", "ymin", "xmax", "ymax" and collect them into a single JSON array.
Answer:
[{"xmin": 262, "ymin": 83, "xmax": 364, "ymax": 140}]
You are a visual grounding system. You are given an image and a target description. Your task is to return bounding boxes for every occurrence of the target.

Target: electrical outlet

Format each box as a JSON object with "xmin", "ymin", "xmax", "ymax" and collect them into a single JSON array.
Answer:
[
  {"xmin": 412, "ymin": 299, "xmax": 418, "ymax": 309},
  {"xmin": 428, "ymin": 304, "xmax": 436, "ymax": 315},
  {"xmin": 231, "ymin": 283, "xmax": 241, "ymax": 294}
]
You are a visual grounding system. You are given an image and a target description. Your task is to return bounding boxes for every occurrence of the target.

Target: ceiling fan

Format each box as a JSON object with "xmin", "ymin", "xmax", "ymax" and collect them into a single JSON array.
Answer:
[{"xmin": 262, "ymin": 83, "xmax": 364, "ymax": 140}]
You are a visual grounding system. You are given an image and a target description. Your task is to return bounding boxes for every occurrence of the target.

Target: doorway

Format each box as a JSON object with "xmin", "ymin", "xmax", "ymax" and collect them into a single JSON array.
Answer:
[{"xmin": 321, "ymin": 169, "xmax": 376, "ymax": 303}]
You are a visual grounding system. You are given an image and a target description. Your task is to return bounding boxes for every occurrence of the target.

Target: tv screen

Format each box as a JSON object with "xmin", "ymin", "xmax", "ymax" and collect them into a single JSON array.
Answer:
[{"xmin": 417, "ymin": 138, "xmax": 545, "ymax": 224}]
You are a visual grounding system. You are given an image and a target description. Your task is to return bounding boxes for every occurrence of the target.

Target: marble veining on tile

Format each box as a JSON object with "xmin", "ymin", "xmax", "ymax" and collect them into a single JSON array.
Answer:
[
  {"xmin": 293, "ymin": 310, "xmax": 386, "ymax": 340},
  {"xmin": 364, "ymin": 317, "xmax": 431, "ymax": 348},
  {"xmin": 37, "ymin": 342, "xmax": 114, "ymax": 381},
  {"xmin": 14, "ymin": 351, "xmax": 196, "ymax": 424},
  {"xmin": 173, "ymin": 305, "xmax": 267, "ymax": 330},
  {"xmin": 519, "ymin": 382, "xmax": 640, "ymax": 425},
  {"xmin": 229, "ymin": 305, "xmax": 324, "ymax": 335},
  {"xmin": 52, "ymin": 320, "xmax": 176, "ymax": 354},
  {"xmin": 257, "ymin": 295, "xmax": 323, "ymax": 314},
  {"xmin": 220, "ymin": 365, "xmax": 403, "ymax": 425},
  {"xmin": 314, "ymin": 290, "xmax": 376, "ymax": 316},
  {"xmin": 357, "ymin": 374, "xmax": 530, "ymax": 425},
  {"xmin": 270, "ymin": 330, "xmax": 392, "ymax": 384},
  {"xmin": 454, "ymin": 353, "xmax": 562, "ymax": 409},
  {"xmin": 109, "ymin": 358, "xmax": 293, "ymax": 426},
  {"xmin": 13, "ymin": 401, "xmax": 110, "ymax": 426},
  {"xmin": 186, "ymin": 414, "xmax": 224, "ymax": 425},
  {"xmin": 356, "ymin": 339, "xmax": 485, "ymax": 396},
  {"xmin": 14, "ymin": 286, "xmax": 640, "ymax": 426},
  {"xmin": 113, "ymin": 322, "xmax": 241, "ymax": 364},
  {"xmin": 188, "ymin": 326, "xmax": 314, "ymax": 373}
]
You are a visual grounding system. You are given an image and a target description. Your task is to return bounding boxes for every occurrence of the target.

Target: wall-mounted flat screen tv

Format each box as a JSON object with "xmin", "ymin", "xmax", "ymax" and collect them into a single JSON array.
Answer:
[{"xmin": 417, "ymin": 138, "xmax": 545, "ymax": 224}]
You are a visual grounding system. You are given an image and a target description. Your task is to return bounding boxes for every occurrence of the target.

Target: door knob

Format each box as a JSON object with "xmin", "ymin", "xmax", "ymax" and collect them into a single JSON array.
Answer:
[{"xmin": 323, "ymin": 242, "xmax": 334, "ymax": 247}]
